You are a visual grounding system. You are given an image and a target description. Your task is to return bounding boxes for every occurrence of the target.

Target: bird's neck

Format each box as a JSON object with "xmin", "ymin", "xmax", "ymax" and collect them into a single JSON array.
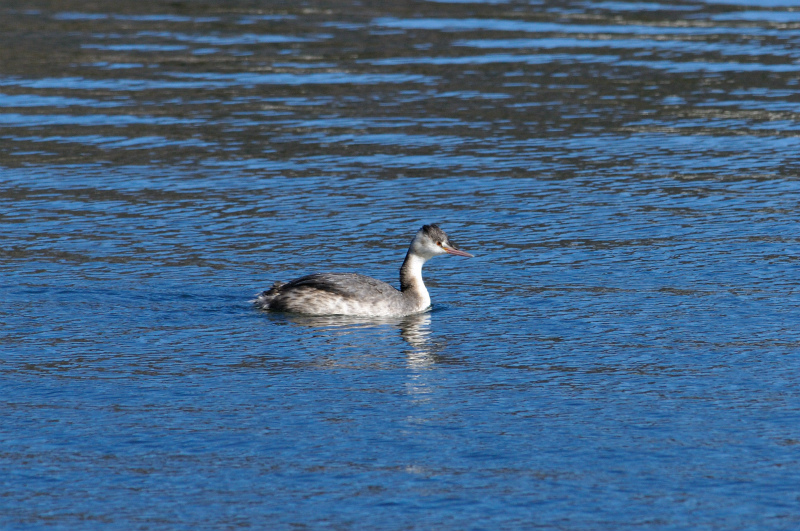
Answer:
[{"xmin": 399, "ymin": 252, "xmax": 431, "ymax": 309}]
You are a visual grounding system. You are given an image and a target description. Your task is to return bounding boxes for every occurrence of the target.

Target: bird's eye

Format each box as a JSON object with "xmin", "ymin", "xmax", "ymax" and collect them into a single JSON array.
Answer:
[{"xmin": 437, "ymin": 241, "xmax": 442, "ymax": 246}]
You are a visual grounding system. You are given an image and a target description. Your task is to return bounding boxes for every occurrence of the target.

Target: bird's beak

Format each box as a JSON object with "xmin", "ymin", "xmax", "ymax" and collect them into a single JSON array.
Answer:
[{"xmin": 443, "ymin": 244, "xmax": 474, "ymax": 258}]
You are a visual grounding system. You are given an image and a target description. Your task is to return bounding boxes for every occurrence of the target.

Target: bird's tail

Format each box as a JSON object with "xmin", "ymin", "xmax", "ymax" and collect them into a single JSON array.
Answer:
[{"xmin": 253, "ymin": 281, "xmax": 285, "ymax": 308}]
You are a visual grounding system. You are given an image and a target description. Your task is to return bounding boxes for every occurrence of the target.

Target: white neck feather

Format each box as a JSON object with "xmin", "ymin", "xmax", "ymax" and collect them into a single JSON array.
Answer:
[{"xmin": 400, "ymin": 252, "xmax": 431, "ymax": 311}]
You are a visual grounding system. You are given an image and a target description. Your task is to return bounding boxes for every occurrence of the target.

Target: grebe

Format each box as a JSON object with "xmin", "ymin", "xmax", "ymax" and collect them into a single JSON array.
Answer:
[{"xmin": 255, "ymin": 224, "xmax": 473, "ymax": 316}]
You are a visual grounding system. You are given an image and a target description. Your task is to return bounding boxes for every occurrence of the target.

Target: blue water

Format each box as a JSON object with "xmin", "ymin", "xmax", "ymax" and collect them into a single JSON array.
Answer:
[{"xmin": 3, "ymin": 0, "xmax": 800, "ymax": 529}]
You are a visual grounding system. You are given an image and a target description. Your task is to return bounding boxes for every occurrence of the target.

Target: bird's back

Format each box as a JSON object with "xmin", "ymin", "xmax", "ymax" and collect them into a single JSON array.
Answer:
[{"xmin": 255, "ymin": 273, "xmax": 411, "ymax": 316}]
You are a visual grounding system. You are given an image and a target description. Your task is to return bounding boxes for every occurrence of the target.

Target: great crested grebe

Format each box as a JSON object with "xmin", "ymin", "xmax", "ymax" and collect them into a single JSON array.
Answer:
[{"xmin": 255, "ymin": 224, "xmax": 473, "ymax": 316}]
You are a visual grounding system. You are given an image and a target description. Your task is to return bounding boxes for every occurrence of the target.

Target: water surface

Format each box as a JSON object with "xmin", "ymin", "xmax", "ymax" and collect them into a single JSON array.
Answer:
[{"xmin": 2, "ymin": 0, "xmax": 800, "ymax": 529}]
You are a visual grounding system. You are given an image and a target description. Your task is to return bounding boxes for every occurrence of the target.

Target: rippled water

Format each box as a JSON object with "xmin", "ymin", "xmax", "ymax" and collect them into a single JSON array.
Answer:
[{"xmin": 3, "ymin": 0, "xmax": 800, "ymax": 528}]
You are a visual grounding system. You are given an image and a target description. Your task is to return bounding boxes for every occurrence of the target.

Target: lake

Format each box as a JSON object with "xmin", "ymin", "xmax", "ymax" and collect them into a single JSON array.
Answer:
[{"xmin": 2, "ymin": 0, "xmax": 800, "ymax": 529}]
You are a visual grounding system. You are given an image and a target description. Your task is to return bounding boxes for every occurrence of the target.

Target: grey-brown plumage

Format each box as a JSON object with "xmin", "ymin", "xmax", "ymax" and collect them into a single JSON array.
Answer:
[{"xmin": 254, "ymin": 224, "xmax": 473, "ymax": 316}]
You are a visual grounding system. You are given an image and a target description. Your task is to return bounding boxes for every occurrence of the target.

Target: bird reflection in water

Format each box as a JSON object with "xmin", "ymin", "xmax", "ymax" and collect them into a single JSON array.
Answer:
[{"xmin": 267, "ymin": 311, "xmax": 438, "ymax": 367}]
